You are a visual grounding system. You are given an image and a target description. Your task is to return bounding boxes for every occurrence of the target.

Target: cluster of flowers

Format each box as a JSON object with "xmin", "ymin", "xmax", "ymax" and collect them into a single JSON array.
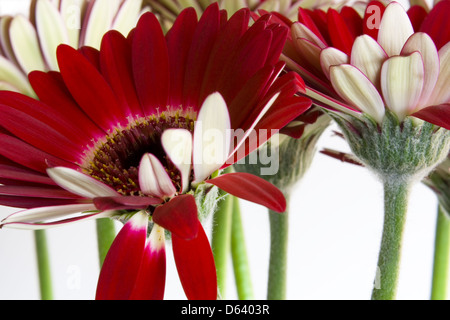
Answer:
[{"xmin": 0, "ymin": 0, "xmax": 448, "ymax": 300}]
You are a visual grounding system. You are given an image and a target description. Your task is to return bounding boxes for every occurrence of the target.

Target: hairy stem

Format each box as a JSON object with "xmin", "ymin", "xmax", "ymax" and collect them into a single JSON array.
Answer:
[
  {"xmin": 431, "ymin": 204, "xmax": 450, "ymax": 300},
  {"xmin": 372, "ymin": 179, "xmax": 411, "ymax": 300},
  {"xmin": 231, "ymin": 196, "xmax": 254, "ymax": 300},
  {"xmin": 267, "ymin": 195, "xmax": 289, "ymax": 300},
  {"xmin": 34, "ymin": 230, "xmax": 53, "ymax": 300}
]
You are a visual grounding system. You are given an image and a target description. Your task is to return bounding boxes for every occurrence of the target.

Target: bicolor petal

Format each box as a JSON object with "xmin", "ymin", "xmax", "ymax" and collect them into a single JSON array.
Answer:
[
  {"xmin": 161, "ymin": 129, "xmax": 193, "ymax": 193},
  {"xmin": 377, "ymin": 2, "xmax": 414, "ymax": 56},
  {"xmin": 47, "ymin": 167, "xmax": 120, "ymax": 198},
  {"xmin": 138, "ymin": 153, "xmax": 177, "ymax": 198},
  {"xmin": 96, "ymin": 211, "xmax": 149, "ymax": 300},
  {"xmin": 380, "ymin": 52, "xmax": 425, "ymax": 119},
  {"xmin": 401, "ymin": 32, "xmax": 440, "ymax": 109},
  {"xmin": 129, "ymin": 224, "xmax": 166, "ymax": 300},
  {"xmin": 193, "ymin": 92, "xmax": 231, "ymax": 184},
  {"xmin": 330, "ymin": 64, "xmax": 385, "ymax": 123},
  {"xmin": 350, "ymin": 35, "xmax": 387, "ymax": 89},
  {"xmin": 172, "ymin": 220, "xmax": 217, "ymax": 300}
]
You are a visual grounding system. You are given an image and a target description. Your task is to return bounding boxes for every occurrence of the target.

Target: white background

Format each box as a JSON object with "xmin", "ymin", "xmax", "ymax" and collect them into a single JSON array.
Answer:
[{"xmin": 0, "ymin": 0, "xmax": 447, "ymax": 300}]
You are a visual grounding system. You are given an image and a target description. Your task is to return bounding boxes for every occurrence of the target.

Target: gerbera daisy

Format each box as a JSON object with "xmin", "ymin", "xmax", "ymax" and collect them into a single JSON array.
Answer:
[
  {"xmin": 0, "ymin": 4, "xmax": 311, "ymax": 300},
  {"xmin": 279, "ymin": 0, "xmax": 450, "ymax": 300},
  {"xmin": 0, "ymin": 0, "xmax": 147, "ymax": 97}
]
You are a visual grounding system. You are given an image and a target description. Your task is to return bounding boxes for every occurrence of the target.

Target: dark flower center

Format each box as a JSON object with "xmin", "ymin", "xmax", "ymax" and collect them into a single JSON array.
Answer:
[{"xmin": 82, "ymin": 113, "xmax": 195, "ymax": 196}]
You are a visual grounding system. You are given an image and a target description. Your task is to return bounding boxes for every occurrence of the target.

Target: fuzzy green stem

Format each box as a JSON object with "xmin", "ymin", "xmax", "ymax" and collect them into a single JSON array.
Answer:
[
  {"xmin": 34, "ymin": 230, "xmax": 53, "ymax": 300},
  {"xmin": 231, "ymin": 196, "xmax": 254, "ymax": 300},
  {"xmin": 267, "ymin": 195, "xmax": 289, "ymax": 300},
  {"xmin": 211, "ymin": 192, "xmax": 233, "ymax": 299},
  {"xmin": 372, "ymin": 179, "xmax": 411, "ymax": 300},
  {"xmin": 96, "ymin": 218, "xmax": 116, "ymax": 267},
  {"xmin": 431, "ymin": 204, "xmax": 450, "ymax": 300}
]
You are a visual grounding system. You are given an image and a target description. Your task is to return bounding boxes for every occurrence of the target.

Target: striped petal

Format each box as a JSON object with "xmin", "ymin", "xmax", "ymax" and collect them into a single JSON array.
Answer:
[
  {"xmin": 35, "ymin": 0, "xmax": 70, "ymax": 70},
  {"xmin": 80, "ymin": 0, "xmax": 121, "ymax": 48},
  {"xmin": 330, "ymin": 64, "xmax": 385, "ymax": 123},
  {"xmin": 96, "ymin": 211, "xmax": 149, "ymax": 300},
  {"xmin": 172, "ymin": 221, "xmax": 217, "ymax": 300},
  {"xmin": 320, "ymin": 47, "xmax": 348, "ymax": 80},
  {"xmin": 428, "ymin": 42, "xmax": 450, "ymax": 106},
  {"xmin": 47, "ymin": 167, "xmax": 120, "ymax": 198},
  {"xmin": 161, "ymin": 129, "xmax": 192, "ymax": 193},
  {"xmin": 0, "ymin": 56, "xmax": 35, "ymax": 97},
  {"xmin": 193, "ymin": 92, "xmax": 231, "ymax": 184},
  {"xmin": 350, "ymin": 35, "xmax": 387, "ymax": 89},
  {"xmin": 377, "ymin": 2, "xmax": 414, "ymax": 56},
  {"xmin": 0, "ymin": 203, "xmax": 97, "ymax": 226},
  {"xmin": 401, "ymin": 32, "xmax": 439, "ymax": 109},
  {"xmin": 9, "ymin": 15, "xmax": 46, "ymax": 73},
  {"xmin": 138, "ymin": 153, "xmax": 177, "ymax": 198},
  {"xmin": 207, "ymin": 172, "xmax": 286, "ymax": 213},
  {"xmin": 380, "ymin": 52, "xmax": 424, "ymax": 119},
  {"xmin": 111, "ymin": 0, "xmax": 144, "ymax": 37},
  {"xmin": 129, "ymin": 224, "xmax": 166, "ymax": 300}
]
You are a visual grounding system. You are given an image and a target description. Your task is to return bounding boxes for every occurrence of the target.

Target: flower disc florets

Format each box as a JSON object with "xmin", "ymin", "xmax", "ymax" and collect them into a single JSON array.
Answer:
[{"xmin": 83, "ymin": 112, "xmax": 195, "ymax": 196}]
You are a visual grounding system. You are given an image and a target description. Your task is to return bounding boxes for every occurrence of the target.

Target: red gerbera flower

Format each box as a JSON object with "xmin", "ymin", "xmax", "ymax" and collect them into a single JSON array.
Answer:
[
  {"xmin": 274, "ymin": 0, "xmax": 450, "ymax": 127},
  {"xmin": 0, "ymin": 4, "xmax": 311, "ymax": 300}
]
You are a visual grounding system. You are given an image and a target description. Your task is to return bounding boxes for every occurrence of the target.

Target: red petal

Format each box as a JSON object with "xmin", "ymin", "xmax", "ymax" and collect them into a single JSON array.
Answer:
[
  {"xmin": 183, "ymin": 3, "xmax": 221, "ymax": 109},
  {"xmin": 327, "ymin": 9, "xmax": 355, "ymax": 56},
  {"xmin": 93, "ymin": 196, "xmax": 163, "ymax": 211},
  {"xmin": 363, "ymin": 1, "xmax": 386, "ymax": 40},
  {"xmin": 100, "ymin": 30, "xmax": 143, "ymax": 118},
  {"xmin": 129, "ymin": 227, "xmax": 166, "ymax": 300},
  {"xmin": 96, "ymin": 212, "xmax": 148, "ymax": 300},
  {"xmin": 0, "ymin": 103, "xmax": 81, "ymax": 162},
  {"xmin": 172, "ymin": 221, "xmax": 217, "ymax": 300},
  {"xmin": 419, "ymin": 0, "xmax": 450, "ymax": 50},
  {"xmin": 340, "ymin": 6, "xmax": 363, "ymax": 38},
  {"xmin": 407, "ymin": 5, "xmax": 427, "ymax": 32},
  {"xmin": 132, "ymin": 13, "xmax": 169, "ymax": 114},
  {"xmin": 0, "ymin": 163, "xmax": 56, "ymax": 185},
  {"xmin": 199, "ymin": 8, "xmax": 250, "ymax": 103},
  {"xmin": 216, "ymin": 19, "xmax": 272, "ymax": 102},
  {"xmin": 0, "ymin": 133, "xmax": 75, "ymax": 173},
  {"xmin": 152, "ymin": 194, "xmax": 199, "ymax": 240},
  {"xmin": 78, "ymin": 46, "xmax": 101, "ymax": 71},
  {"xmin": 0, "ymin": 185, "xmax": 82, "ymax": 199},
  {"xmin": 411, "ymin": 104, "xmax": 450, "ymax": 130},
  {"xmin": 298, "ymin": 8, "xmax": 328, "ymax": 45},
  {"xmin": 29, "ymin": 71, "xmax": 105, "ymax": 139},
  {"xmin": 228, "ymin": 64, "xmax": 278, "ymax": 129},
  {"xmin": 57, "ymin": 44, "xmax": 126, "ymax": 131},
  {"xmin": 207, "ymin": 172, "xmax": 286, "ymax": 212},
  {"xmin": 0, "ymin": 195, "xmax": 87, "ymax": 209},
  {"xmin": 166, "ymin": 8, "xmax": 198, "ymax": 108}
]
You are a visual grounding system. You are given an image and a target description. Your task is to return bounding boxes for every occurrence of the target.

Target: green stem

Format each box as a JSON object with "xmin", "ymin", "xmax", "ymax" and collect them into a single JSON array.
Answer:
[
  {"xmin": 231, "ymin": 196, "xmax": 254, "ymax": 300},
  {"xmin": 431, "ymin": 204, "xmax": 450, "ymax": 300},
  {"xmin": 34, "ymin": 230, "xmax": 53, "ymax": 300},
  {"xmin": 96, "ymin": 218, "xmax": 116, "ymax": 267},
  {"xmin": 211, "ymin": 192, "xmax": 233, "ymax": 299},
  {"xmin": 371, "ymin": 179, "xmax": 411, "ymax": 300},
  {"xmin": 267, "ymin": 195, "xmax": 289, "ymax": 300}
]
